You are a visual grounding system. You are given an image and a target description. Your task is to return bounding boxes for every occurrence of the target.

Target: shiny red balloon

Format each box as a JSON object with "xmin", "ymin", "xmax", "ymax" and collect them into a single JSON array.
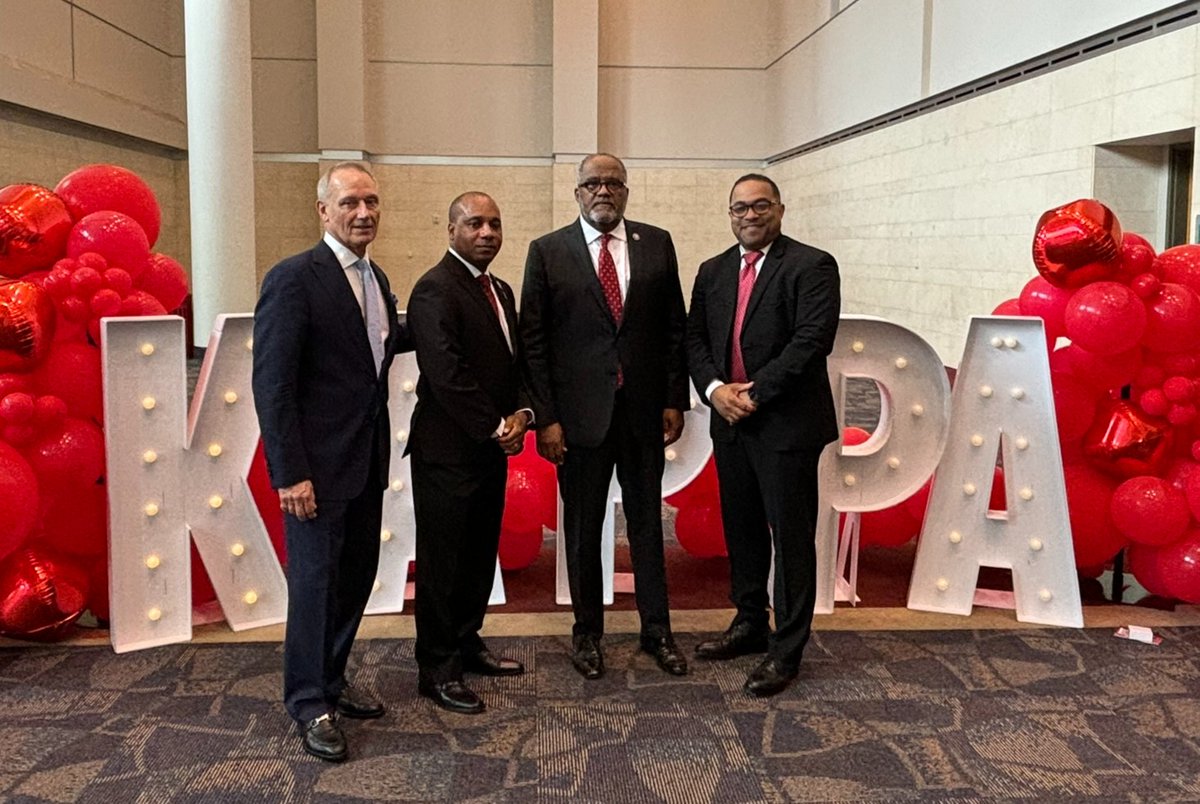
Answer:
[
  {"xmin": 1110, "ymin": 475, "xmax": 1189, "ymax": 547},
  {"xmin": 55, "ymin": 164, "xmax": 161, "ymax": 246},
  {"xmin": 991, "ymin": 298, "xmax": 1022, "ymax": 316},
  {"xmin": 1142, "ymin": 282, "xmax": 1200, "ymax": 353},
  {"xmin": 1063, "ymin": 281, "xmax": 1146, "ymax": 355},
  {"xmin": 1018, "ymin": 276, "xmax": 1073, "ymax": 339},
  {"xmin": 0, "ymin": 185, "xmax": 73, "ymax": 278},
  {"xmin": 675, "ymin": 503, "xmax": 727, "ymax": 558},
  {"xmin": 1127, "ymin": 528, "xmax": 1200, "ymax": 604},
  {"xmin": 139, "ymin": 253, "xmax": 189, "ymax": 312},
  {"xmin": 1118, "ymin": 236, "xmax": 1156, "ymax": 280},
  {"xmin": 0, "ymin": 280, "xmax": 56, "ymax": 373},
  {"xmin": 66, "ymin": 211, "xmax": 150, "ymax": 279},
  {"xmin": 1083, "ymin": 400, "xmax": 1173, "ymax": 478},
  {"xmin": 0, "ymin": 548, "xmax": 89, "ymax": 640},
  {"xmin": 1052, "ymin": 370, "xmax": 1099, "ymax": 443},
  {"xmin": 33, "ymin": 342, "xmax": 102, "ymax": 424},
  {"xmin": 1032, "ymin": 199, "xmax": 1122, "ymax": 288},
  {"xmin": 1154, "ymin": 244, "xmax": 1200, "ymax": 295},
  {"xmin": 843, "ymin": 426, "xmax": 871, "ymax": 446},
  {"xmin": 1063, "ymin": 463, "xmax": 1126, "ymax": 567},
  {"xmin": 0, "ymin": 442, "xmax": 39, "ymax": 561}
]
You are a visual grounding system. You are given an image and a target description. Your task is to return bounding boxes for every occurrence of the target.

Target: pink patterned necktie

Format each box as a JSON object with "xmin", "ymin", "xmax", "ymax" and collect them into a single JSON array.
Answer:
[
  {"xmin": 597, "ymin": 233, "xmax": 623, "ymax": 322},
  {"xmin": 729, "ymin": 250, "xmax": 762, "ymax": 383}
]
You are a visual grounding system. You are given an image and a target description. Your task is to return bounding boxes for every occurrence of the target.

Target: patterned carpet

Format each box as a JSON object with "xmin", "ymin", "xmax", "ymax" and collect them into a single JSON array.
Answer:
[{"xmin": 3, "ymin": 627, "xmax": 1200, "ymax": 803}]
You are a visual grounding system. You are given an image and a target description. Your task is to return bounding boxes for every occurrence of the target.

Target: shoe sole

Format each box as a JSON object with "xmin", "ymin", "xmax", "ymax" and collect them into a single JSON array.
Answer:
[
  {"xmin": 336, "ymin": 706, "xmax": 386, "ymax": 719},
  {"xmin": 418, "ymin": 688, "xmax": 485, "ymax": 714},
  {"xmin": 303, "ymin": 743, "xmax": 348, "ymax": 762}
]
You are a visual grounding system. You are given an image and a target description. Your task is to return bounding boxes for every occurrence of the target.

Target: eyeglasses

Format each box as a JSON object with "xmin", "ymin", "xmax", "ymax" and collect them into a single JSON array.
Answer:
[
  {"xmin": 729, "ymin": 200, "xmax": 778, "ymax": 218},
  {"xmin": 578, "ymin": 179, "xmax": 627, "ymax": 194}
]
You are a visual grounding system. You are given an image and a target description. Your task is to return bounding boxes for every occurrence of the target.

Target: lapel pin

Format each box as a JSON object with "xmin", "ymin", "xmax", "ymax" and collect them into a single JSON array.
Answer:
[{"xmin": 632, "ymin": 232, "xmax": 640, "ymax": 241}]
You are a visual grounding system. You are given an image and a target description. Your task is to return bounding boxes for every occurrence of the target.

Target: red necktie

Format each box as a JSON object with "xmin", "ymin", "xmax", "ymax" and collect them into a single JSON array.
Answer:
[
  {"xmin": 477, "ymin": 273, "xmax": 503, "ymax": 322},
  {"xmin": 598, "ymin": 233, "xmax": 623, "ymax": 322},
  {"xmin": 729, "ymin": 250, "xmax": 762, "ymax": 383}
]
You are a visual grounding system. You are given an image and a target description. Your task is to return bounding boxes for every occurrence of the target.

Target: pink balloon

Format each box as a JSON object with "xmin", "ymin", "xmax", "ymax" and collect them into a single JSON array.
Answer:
[
  {"xmin": 1063, "ymin": 281, "xmax": 1146, "ymax": 355},
  {"xmin": 54, "ymin": 164, "xmax": 161, "ymax": 246},
  {"xmin": 1142, "ymin": 283, "xmax": 1200, "ymax": 353},
  {"xmin": 1018, "ymin": 276, "xmax": 1073, "ymax": 339},
  {"xmin": 1110, "ymin": 475, "xmax": 1189, "ymax": 547},
  {"xmin": 66, "ymin": 212, "xmax": 150, "ymax": 279}
]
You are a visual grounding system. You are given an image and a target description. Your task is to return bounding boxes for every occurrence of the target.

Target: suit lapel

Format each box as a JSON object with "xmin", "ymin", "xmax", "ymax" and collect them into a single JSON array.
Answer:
[
  {"xmin": 446, "ymin": 255, "xmax": 512, "ymax": 352},
  {"xmin": 742, "ymin": 240, "xmax": 784, "ymax": 327},
  {"xmin": 712, "ymin": 248, "xmax": 740, "ymax": 361},
  {"xmin": 310, "ymin": 241, "xmax": 375, "ymax": 375}
]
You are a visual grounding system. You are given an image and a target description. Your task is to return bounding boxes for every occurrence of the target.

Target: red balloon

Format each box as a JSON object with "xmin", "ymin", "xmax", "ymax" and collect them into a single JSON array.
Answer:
[
  {"xmin": 665, "ymin": 454, "xmax": 720, "ymax": 511},
  {"xmin": 859, "ymin": 503, "xmax": 921, "ymax": 548},
  {"xmin": 499, "ymin": 462, "xmax": 548, "ymax": 571},
  {"xmin": 0, "ymin": 548, "xmax": 89, "ymax": 640},
  {"xmin": 0, "ymin": 442, "xmax": 39, "ymax": 560},
  {"xmin": 1063, "ymin": 464, "xmax": 1126, "ymax": 567},
  {"xmin": 1032, "ymin": 199, "xmax": 1122, "ymax": 288},
  {"xmin": 84, "ymin": 552, "xmax": 109, "ymax": 622},
  {"xmin": 1119, "ymin": 237, "xmax": 1156, "ymax": 279},
  {"xmin": 1052, "ymin": 370, "xmax": 1099, "ymax": 443},
  {"xmin": 139, "ymin": 253, "xmax": 189, "ymax": 312},
  {"xmin": 1127, "ymin": 528, "xmax": 1200, "ymax": 604},
  {"xmin": 66, "ymin": 212, "xmax": 150, "ymax": 278},
  {"xmin": 23, "ymin": 417, "xmax": 105, "ymax": 492},
  {"xmin": 1063, "ymin": 281, "xmax": 1146, "ymax": 355},
  {"xmin": 1057, "ymin": 344, "xmax": 1141, "ymax": 391},
  {"xmin": 0, "ymin": 280, "xmax": 57, "ymax": 373},
  {"xmin": 119, "ymin": 290, "xmax": 168, "ymax": 317},
  {"xmin": 0, "ymin": 185, "xmax": 73, "ymax": 278},
  {"xmin": 843, "ymin": 426, "xmax": 871, "ymax": 446},
  {"xmin": 1018, "ymin": 276, "xmax": 1073, "ymax": 339},
  {"xmin": 55, "ymin": 164, "xmax": 161, "ymax": 246},
  {"xmin": 191, "ymin": 543, "xmax": 217, "ymax": 608},
  {"xmin": 901, "ymin": 477, "xmax": 933, "ymax": 524},
  {"xmin": 248, "ymin": 440, "xmax": 286, "ymax": 565},
  {"xmin": 1154, "ymin": 244, "xmax": 1200, "ymax": 295},
  {"xmin": 1110, "ymin": 475, "xmax": 1189, "ymax": 546},
  {"xmin": 32, "ymin": 342, "xmax": 101, "ymax": 423},
  {"xmin": 36, "ymin": 481, "xmax": 107, "ymax": 558},
  {"xmin": 1143, "ymin": 282, "xmax": 1200, "ymax": 353},
  {"xmin": 991, "ymin": 298, "xmax": 1022, "ymax": 316},
  {"xmin": 675, "ymin": 503, "xmax": 727, "ymax": 558},
  {"xmin": 988, "ymin": 465, "xmax": 1006, "ymax": 511},
  {"xmin": 1083, "ymin": 400, "xmax": 1172, "ymax": 478}
]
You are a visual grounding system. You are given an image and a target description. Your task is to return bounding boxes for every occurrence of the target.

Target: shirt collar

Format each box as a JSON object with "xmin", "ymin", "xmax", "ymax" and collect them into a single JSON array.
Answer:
[
  {"xmin": 579, "ymin": 216, "xmax": 627, "ymax": 246},
  {"xmin": 323, "ymin": 231, "xmax": 368, "ymax": 269},
  {"xmin": 448, "ymin": 247, "xmax": 485, "ymax": 278},
  {"xmin": 739, "ymin": 240, "xmax": 773, "ymax": 261}
]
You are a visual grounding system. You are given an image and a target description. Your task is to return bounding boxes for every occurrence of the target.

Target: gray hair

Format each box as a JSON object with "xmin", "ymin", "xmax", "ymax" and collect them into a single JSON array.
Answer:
[
  {"xmin": 577, "ymin": 153, "xmax": 627, "ymax": 183},
  {"xmin": 317, "ymin": 161, "xmax": 375, "ymax": 201}
]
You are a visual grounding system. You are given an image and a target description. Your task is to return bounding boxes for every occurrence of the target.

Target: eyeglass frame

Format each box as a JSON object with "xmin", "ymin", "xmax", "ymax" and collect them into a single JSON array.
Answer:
[
  {"xmin": 728, "ymin": 199, "xmax": 780, "ymax": 218},
  {"xmin": 577, "ymin": 178, "xmax": 628, "ymax": 194}
]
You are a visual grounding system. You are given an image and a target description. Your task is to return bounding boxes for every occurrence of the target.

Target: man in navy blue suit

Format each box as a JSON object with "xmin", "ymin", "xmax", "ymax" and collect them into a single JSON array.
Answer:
[{"xmin": 253, "ymin": 162, "xmax": 404, "ymax": 762}]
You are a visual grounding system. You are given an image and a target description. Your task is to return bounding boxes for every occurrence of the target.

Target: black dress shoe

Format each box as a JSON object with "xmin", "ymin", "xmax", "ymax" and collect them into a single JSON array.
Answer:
[
  {"xmin": 744, "ymin": 657, "xmax": 798, "ymax": 698},
  {"xmin": 418, "ymin": 678, "xmax": 485, "ymax": 714},
  {"xmin": 464, "ymin": 649, "xmax": 525, "ymax": 677},
  {"xmin": 301, "ymin": 714, "xmax": 347, "ymax": 762},
  {"xmin": 694, "ymin": 623, "xmax": 769, "ymax": 661},
  {"xmin": 336, "ymin": 683, "xmax": 385, "ymax": 719},
  {"xmin": 641, "ymin": 636, "xmax": 688, "ymax": 676},
  {"xmin": 571, "ymin": 635, "xmax": 604, "ymax": 680}
]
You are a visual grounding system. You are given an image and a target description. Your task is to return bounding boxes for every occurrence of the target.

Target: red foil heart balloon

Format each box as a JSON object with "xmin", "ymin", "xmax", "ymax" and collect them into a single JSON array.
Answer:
[
  {"xmin": 0, "ymin": 185, "xmax": 73, "ymax": 278},
  {"xmin": 0, "ymin": 280, "xmax": 56, "ymax": 373},
  {"xmin": 1083, "ymin": 399, "xmax": 1173, "ymax": 478},
  {"xmin": 0, "ymin": 548, "xmax": 88, "ymax": 641},
  {"xmin": 1032, "ymin": 199, "xmax": 1123, "ymax": 288}
]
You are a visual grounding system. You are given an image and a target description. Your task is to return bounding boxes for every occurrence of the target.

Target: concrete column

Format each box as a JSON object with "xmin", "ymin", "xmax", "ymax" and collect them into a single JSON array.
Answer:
[
  {"xmin": 183, "ymin": 0, "xmax": 257, "ymax": 343},
  {"xmin": 552, "ymin": 0, "xmax": 599, "ymax": 224},
  {"xmin": 316, "ymin": 0, "xmax": 367, "ymax": 154}
]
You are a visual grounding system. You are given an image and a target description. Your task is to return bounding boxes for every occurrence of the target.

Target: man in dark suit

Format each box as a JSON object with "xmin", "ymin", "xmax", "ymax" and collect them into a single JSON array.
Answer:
[
  {"xmin": 253, "ymin": 162, "xmax": 404, "ymax": 761},
  {"xmin": 520, "ymin": 153, "xmax": 689, "ymax": 680},
  {"xmin": 406, "ymin": 192, "xmax": 529, "ymax": 714},
  {"xmin": 686, "ymin": 173, "xmax": 841, "ymax": 697}
]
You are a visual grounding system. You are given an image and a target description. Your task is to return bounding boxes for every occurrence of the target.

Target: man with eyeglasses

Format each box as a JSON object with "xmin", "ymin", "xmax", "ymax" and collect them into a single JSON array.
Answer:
[
  {"xmin": 520, "ymin": 153, "xmax": 689, "ymax": 680},
  {"xmin": 685, "ymin": 173, "xmax": 841, "ymax": 697}
]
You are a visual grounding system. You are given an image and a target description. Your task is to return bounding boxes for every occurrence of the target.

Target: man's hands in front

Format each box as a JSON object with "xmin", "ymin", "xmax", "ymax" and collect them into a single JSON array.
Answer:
[
  {"xmin": 536, "ymin": 422, "xmax": 567, "ymax": 465},
  {"xmin": 279, "ymin": 479, "xmax": 317, "ymax": 521},
  {"xmin": 711, "ymin": 382, "xmax": 757, "ymax": 425},
  {"xmin": 499, "ymin": 411, "xmax": 530, "ymax": 455},
  {"xmin": 663, "ymin": 408, "xmax": 684, "ymax": 446}
]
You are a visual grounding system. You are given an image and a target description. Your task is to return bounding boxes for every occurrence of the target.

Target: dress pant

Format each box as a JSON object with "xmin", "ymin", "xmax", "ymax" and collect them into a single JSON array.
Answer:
[
  {"xmin": 282, "ymin": 443, "xmax": 383, "ymax": 725},
  {"xmin": 713, "ymin": 434, "xmax": 822, "ymax": 669},
  {"xmin": 411, "ymin": 450, "xmax": 507, "ymax": 684},
  {"xmin": 558, "ymin": 391, "xmax": 671, "ymax": 640}
]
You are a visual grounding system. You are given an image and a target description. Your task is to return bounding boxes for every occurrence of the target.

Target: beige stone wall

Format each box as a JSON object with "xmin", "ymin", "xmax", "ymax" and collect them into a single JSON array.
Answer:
[{"xmin": 770, "ymin": 25, "xmax": 1200, "ymax": 365}]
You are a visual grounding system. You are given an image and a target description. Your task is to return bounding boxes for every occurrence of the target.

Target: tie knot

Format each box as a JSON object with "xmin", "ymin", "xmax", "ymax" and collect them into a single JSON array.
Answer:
[
  {"xmin": 477, "ymin": 272, "xmax": 491, "ymax": 288},
  {"xmin": 742, "ymin": 251, "xmax": 762, "ymax": 269},
  {"xmin": 601, "ymin": 233, "xmax": 612, "ymax": 248}
]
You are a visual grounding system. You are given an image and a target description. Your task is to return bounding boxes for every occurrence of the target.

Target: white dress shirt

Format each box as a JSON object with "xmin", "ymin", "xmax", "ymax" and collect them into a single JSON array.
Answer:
[
  {"xmin": 579, "ymin": 217, "xmax": 629, "ymax": 300},
  {"xmin": 323, "ymin": 231, "xmax": 390, "ymax": 350}
]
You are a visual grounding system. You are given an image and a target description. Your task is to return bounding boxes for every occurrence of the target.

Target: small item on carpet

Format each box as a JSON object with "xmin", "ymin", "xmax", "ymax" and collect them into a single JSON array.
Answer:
[{"xmin": 1114, "ymin": 625, "xmax": 1162, "ymax": 645}]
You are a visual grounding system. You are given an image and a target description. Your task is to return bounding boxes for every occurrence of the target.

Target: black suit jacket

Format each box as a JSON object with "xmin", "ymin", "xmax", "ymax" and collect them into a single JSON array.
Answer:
[
  {"xmin": 252, "ymin": 239, "xmax": 403, "ymax": 499},
  {"xmin": 686, "ymin": 234, "xmax": 841, "ymax": 450},
  {"xmin": 405, "ymin": 252, "xmax": 526, "ymax": 463},
  {"xmin": 520, "ymin": 219, "xmax": 689, "ymax": 448}
]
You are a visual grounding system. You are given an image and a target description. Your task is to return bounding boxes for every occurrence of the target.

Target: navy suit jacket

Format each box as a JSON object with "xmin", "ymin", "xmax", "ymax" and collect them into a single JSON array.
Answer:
[
  {"xmin": 252, "ymin": 239, "xmax": 404, "ymax": 499},
  {"xmin": 519, "ymin": 219, "xmax": 689, "ymax": 448},
  {"xmin": 405, "ymin": 252, "xmax": 527, "ymax": 464},
  {"xmin": 686, "ymin": 234, "xmax": 841, "ymax": 450}
]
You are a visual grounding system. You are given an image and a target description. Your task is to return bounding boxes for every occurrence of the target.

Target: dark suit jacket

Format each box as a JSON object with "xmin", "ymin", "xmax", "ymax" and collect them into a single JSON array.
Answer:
[
  {"xmin": 520, "ymin": 219, "xmax": 689, "ymax": 448},
  {"xmin": 405, "ymin": 252, "xmax": 526, "ymax": 464},
  {"xmin": 252, "ymin": 239, "xmax": 403, "ymax": 499},
  {"xmin": 686, "ymin": 234, "xmax": 841, "ymax": 450}
]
